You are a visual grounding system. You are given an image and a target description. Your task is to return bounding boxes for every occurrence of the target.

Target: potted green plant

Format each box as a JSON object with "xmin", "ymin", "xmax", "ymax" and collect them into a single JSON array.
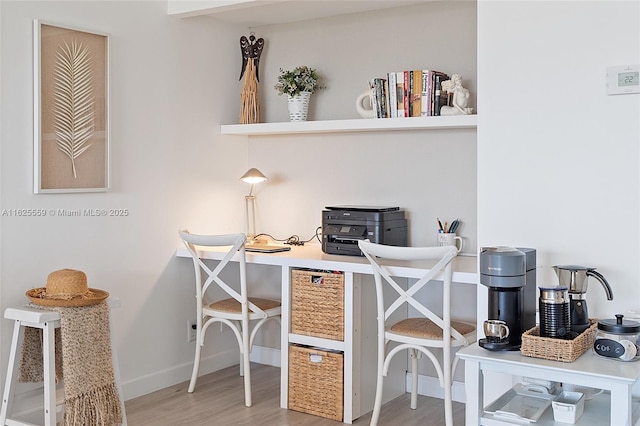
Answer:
[{"xmin": 274, "ymin": 66, "xmax": 323, "ymax": 121}]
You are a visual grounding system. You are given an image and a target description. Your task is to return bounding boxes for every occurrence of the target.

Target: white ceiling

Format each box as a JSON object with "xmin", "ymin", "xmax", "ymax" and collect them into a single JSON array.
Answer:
[{"xmin": 168, "ymin": 0, "xmax": 430, "ymax": 27}]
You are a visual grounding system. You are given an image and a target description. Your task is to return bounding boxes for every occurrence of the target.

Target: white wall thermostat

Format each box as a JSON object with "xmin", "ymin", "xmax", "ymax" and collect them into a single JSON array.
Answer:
[{"xmin": 607, "ymin": 64, "xmax": 640, "ymax": 95}]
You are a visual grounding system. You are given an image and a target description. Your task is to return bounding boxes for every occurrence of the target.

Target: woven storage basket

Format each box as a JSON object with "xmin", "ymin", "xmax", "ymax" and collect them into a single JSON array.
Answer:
[
  {"xmin": 520, "ymin": 319, "xmax": 598, "ymax": 362},
  {"xmin": 291, "ymin": 269, "xmax": 344, "ymax": 341},
  {"xmin": 288, "ymin": 345, "xmax": 344, "ymax": 421}
]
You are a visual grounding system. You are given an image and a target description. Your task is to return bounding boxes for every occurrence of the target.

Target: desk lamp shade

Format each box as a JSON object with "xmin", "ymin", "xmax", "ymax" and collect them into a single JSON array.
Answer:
[
  {"xmin": 240, "ymin": 168, "xmax": 267, "ymax": 186},
  {"xmin": 240, "ymin": 168, "xmax": 267, "ymax": 240}
]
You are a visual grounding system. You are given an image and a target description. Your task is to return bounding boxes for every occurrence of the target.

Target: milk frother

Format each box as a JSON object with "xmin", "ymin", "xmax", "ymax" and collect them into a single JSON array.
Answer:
[{"xmin": 539, "ymin": 286, "xmax": 570, "ymax": 338}]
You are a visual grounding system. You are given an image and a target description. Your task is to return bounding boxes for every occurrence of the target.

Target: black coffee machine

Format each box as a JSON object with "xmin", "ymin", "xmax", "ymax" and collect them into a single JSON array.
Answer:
[{"xmin": 479, "ymin": 247, "xmax": 537, "ymax": 351}]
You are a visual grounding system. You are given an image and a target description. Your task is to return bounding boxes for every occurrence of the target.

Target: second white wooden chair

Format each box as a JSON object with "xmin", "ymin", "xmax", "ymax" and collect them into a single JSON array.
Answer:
[
  {"xmin": 358, "ymin": 239, "xmax": 476, "ymax": 426},
  {"xmin": 179, "ymin": 230, "xmax": 281, "ymax": 407}
]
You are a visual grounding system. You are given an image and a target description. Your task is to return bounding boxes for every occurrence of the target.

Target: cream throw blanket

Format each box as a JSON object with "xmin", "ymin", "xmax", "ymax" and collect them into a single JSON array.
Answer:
[{"xmin": 18, "ymin": 302, "xmax": 123, "ymax": 426}]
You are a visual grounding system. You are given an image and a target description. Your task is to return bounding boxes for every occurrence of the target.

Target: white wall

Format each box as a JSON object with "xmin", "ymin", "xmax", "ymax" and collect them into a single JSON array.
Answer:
[
  {"xmin": 241, "ymin": 1, "xmax": 478, "ymax": 251},
  {"xmin": 239, "ymin": 2, "xmax": 479, "ymax": 394},
  {"xmin": 478, "ymin": 0, "xmax": 640, "ymax": 398},
  {"xmin": 8, "ymin": 0, "xmax": 635, "ymax": 409},
  {"xmin": 478, "ymin": 0, "xmax": 640, "ymax": 324},
  {"xmin": 0, "ymin": 0, "xmax": 478, "ymax": 402},
  {"xmin": 0, "ymin": 0, "xmax": 251, "ymax": 400}
]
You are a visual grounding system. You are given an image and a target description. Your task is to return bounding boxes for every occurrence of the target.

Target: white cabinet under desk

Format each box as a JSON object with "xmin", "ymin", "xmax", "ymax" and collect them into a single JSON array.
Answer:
[
  {"xmin": 176, "ymin": 243, "xmax": 477, "ymax": 423},
  {"xmin": 457, "ymin": 343, "xmax": 640, "ymax": 426}
]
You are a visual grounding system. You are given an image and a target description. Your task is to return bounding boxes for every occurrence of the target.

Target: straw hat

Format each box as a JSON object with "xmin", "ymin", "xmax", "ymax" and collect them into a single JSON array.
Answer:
[{"xmin": 26, "ymin": 269, "xmax": 109, "ymax": 307}]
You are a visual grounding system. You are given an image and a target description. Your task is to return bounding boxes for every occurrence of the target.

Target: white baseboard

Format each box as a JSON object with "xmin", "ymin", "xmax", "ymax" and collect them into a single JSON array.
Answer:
[
  {"xmin": 121, "ymin": 348, "xmax": 239, "ymax": 400},
  {"xmin": 120, "ymin": 347, "xmax": 455, "ymax": 403},
  {"xmin": 250, "ymin": 345, "xmax": 281, "ymax": 367},
  {"xmin": 7, "ymin": 346, "xmax": 456, "ymax": 422},
  {"xmin": 405, "ymin": 373, "xmax": 466, "ymax": 403},
  {"xmin": 120, "ymin": 345, "xmax": 280, "ymax": 401},
  {"xmin": 5, "ymin": 346, "xmax": 278, "ymax": 420}
]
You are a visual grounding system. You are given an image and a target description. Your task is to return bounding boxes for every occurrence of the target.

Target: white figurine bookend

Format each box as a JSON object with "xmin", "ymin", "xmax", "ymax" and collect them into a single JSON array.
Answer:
[{"xmin": 440, "ymin": 74, "xmax": 473, "ymax": 116}]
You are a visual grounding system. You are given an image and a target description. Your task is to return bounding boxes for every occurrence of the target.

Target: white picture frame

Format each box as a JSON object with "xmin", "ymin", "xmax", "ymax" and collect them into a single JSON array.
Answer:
[{"xmin": 33, "ymin": 19, "xmax": 110, "ymax": 193}]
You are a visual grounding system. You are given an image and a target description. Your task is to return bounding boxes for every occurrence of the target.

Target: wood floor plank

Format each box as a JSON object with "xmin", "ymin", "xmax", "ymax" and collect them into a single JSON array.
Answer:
[{"xmin": 125, "ymin": 363, "xmax": 464, "ymax": 425}]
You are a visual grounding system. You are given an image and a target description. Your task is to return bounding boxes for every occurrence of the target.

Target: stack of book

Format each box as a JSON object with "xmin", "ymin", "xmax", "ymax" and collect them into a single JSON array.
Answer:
[{"xmin": 367, "ymin": 70, "xmax": 451, "ymax": 119}]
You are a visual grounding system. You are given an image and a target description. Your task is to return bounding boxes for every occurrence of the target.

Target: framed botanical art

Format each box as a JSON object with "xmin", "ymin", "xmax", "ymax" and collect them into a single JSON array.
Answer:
[{"xmin": 33, "ymin": 20, "xmax": 110, "ymax": 193}]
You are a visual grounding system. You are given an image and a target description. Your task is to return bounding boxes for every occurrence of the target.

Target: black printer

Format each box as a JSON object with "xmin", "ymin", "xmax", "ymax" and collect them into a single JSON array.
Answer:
[{"xmin": 322, "ymin": 205, "xmax": 408, "ymax": 256}]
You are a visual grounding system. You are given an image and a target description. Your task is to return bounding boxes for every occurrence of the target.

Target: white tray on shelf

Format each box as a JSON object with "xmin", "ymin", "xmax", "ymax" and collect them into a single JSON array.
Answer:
[{"xmin": 484, "ymin": 384, "xmax": 556, "ymax": 423}]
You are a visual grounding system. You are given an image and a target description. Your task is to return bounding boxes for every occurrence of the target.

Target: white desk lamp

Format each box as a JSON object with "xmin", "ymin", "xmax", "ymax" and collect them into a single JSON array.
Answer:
[{"xmin": 240, "ymin": 168, "xmax": 267, "ymax": 242}]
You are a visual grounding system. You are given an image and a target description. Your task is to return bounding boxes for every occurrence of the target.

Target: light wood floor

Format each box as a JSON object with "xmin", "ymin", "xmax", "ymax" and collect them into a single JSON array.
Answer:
[{"xmin": 125, "ymin": 363, "xmax": 465, "ymax": 425}]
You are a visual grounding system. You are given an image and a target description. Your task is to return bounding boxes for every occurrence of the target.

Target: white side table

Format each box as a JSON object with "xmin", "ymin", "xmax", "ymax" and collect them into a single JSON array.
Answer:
[{"xmin": 457, "ymin": 343, "xmax": 640, "ymax": 425}]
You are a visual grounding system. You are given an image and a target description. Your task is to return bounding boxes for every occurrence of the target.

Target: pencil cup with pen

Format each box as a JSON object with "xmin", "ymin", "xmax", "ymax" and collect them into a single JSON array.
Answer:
[
  {"xmin": 437, "ymin": 233, "xmax": 463, "ymax": 253},
  {"xmin": 437, "ymin": 218, "xmax": 463, "ymax": 253}
]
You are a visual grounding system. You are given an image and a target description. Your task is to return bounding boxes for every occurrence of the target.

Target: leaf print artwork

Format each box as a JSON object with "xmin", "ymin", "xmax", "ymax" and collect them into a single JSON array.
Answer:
[
  {"xmin": 35, "ymin": 22, "xmax": 109, "ymax": 193},
  {"xmin": 53, "ymin": 40, "xmax": 95, "ymax": 178}
]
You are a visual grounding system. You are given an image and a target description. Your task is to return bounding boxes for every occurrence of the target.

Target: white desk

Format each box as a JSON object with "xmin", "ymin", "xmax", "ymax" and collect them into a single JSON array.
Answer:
[
  {"xmin": 176, "ymin": 243, "xmax": 477, "ymax": 423},
  {"xmin": 457, "ymin": 342, "xmax": 640, "ymax": 426}
]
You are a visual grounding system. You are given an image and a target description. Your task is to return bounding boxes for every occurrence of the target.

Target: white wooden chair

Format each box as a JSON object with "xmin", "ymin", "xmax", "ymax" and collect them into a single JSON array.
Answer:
[
  {"xmin": 179, "ymin": 230, "xmax": 281, "ymax": 407},
  {"xmin": 358, "ymin": 240, "xmax": 476, "ymax": 426}
]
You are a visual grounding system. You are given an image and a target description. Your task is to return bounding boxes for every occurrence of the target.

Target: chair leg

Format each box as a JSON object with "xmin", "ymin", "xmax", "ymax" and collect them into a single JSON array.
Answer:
[
  {"xmin": 236, "ymin": 321, "xmax": 245, "ymax": 378},
  {"xmin": 242, "ymin": 321, "xmax": 252, "ymax": 407},
  {"xmin": 242, "ymin": 347, "xmax": 251, "ymax": 407},
  {"xmin": 369, "ymin": 355, "xmax": 385, "ymax": 426},
  {"xmin": 188, "ymin": 334, "xmax": 203, "ymax": 393},
  {"xmin": 410, "ymin": 349, "xmax": 418, "ymax": 410},
  {"xmin": 443, "ymin": 350, "xmax": 453, "ymax": 426},
  {"xmin": 444, "ymin": 382, "xmax": 453, "ymax": 426}
]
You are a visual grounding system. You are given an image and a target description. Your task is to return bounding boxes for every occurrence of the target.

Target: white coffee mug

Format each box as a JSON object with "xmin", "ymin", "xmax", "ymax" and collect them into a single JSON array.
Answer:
[{"xmin": 437, "ymin": 232, "xmax": 463, "ymax": 253}]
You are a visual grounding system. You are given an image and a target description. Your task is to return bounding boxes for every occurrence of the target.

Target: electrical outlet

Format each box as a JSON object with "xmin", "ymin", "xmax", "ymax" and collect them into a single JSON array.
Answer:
[{"xmin": 187, "ymin": 320, "xmax": 197, "ymax": 343}]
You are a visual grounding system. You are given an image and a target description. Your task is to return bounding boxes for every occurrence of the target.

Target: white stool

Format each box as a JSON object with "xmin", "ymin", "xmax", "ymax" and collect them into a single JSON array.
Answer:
[{"xmin": 0, "ymin": 298, "xmax": 127, "ymax": 426}]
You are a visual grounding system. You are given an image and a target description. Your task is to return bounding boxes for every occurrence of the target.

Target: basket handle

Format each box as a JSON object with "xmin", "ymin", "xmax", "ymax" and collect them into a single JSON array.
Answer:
[{"xmin": 309, "ymin": 354, "xmax": 323, "ymax": 363}]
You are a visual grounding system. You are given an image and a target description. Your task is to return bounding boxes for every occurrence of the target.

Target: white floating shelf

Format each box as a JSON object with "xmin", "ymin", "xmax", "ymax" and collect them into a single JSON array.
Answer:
[{"xmin": 220, "ymin": 115, "xmax": 477, "ymax": 136}]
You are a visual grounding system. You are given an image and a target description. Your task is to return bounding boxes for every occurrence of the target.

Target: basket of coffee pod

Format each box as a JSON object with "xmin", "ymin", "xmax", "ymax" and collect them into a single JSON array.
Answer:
[{"xmin": 594, "ymin": 314, "xmax": 640, "ymax": 362}]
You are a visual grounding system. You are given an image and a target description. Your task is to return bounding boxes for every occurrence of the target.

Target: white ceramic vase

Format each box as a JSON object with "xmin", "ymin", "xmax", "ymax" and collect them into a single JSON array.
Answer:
[{"xmin": 287, "ymin": 91, "xmax": 311, "ymax": 121}]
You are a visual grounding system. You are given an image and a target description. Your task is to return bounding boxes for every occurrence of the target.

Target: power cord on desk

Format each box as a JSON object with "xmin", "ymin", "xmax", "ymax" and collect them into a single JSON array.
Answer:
[{"xmin": 255, "ymin": 226, "xmax": 322, "ymax": 246}]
